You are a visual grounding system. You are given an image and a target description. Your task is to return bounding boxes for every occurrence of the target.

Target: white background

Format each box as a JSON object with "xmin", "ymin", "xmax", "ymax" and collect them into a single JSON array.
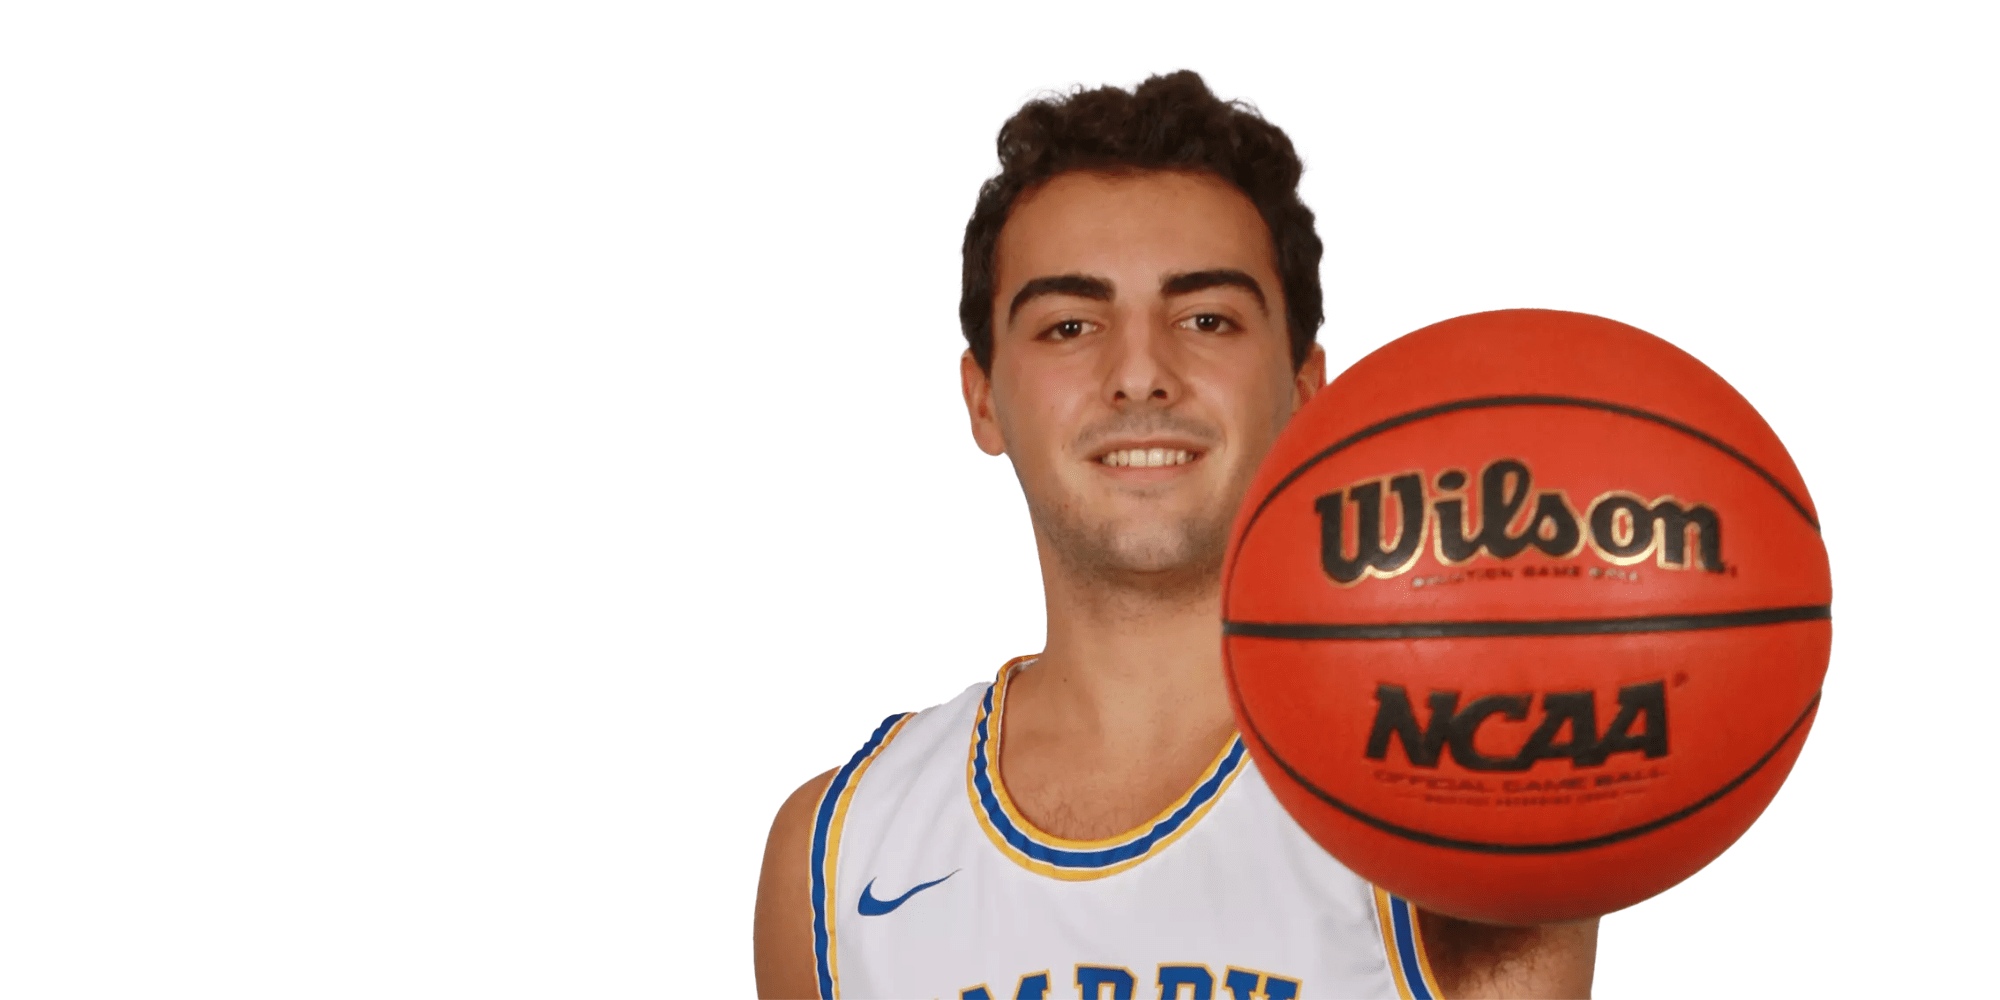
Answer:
[{"xmin": 2, "ymin": 3, "xmax": 1994, "ymax": 996}]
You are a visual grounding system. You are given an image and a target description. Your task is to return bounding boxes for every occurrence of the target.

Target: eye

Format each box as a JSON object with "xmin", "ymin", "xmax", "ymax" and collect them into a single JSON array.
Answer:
[
  {"xmin": 1181, "ymin": 312, "xmax": 1237, "ymax": 334},
  {"xmin": 1042, "ymin": 318, "xmax": 1092, "ymax": 341}
]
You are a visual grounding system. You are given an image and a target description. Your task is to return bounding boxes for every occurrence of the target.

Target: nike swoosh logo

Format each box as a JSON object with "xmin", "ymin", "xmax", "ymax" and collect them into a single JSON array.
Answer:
[{"xmin": 856, "ymin": 871, "xmax": 956, "ymax": 916}]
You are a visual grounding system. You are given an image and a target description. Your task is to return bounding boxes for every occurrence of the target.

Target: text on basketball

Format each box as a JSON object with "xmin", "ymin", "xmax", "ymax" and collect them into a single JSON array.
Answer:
[{"xmin": 1315, "ymin": 459, "xmax": 1724, "ymax": 585}]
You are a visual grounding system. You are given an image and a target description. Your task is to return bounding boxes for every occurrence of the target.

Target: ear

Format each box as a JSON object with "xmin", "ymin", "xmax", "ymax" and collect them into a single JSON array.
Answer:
[
  {"xmin": 1291, "ymin": 343, "xmax": 1328, "ymax": 413},
  {"xmin": 961, "ymin": 349, "xmax": 1008, "ymax": 456}
]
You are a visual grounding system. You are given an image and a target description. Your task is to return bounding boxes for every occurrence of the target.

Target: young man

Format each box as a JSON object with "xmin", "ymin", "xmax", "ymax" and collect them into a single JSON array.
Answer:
[{"xmin": 755, "ymin": 72, "xmax": 1599, "ymax": 999}]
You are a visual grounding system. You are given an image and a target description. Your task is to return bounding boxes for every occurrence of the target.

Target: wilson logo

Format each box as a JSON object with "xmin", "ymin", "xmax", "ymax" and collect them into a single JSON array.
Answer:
[
  {"xmin": 1365, "ymin": 681, "xmax": 1669, "ymax": 772},
  {"xmin": 1315, "ymin": 459, "xmax": 1723, "ymax": 585}
]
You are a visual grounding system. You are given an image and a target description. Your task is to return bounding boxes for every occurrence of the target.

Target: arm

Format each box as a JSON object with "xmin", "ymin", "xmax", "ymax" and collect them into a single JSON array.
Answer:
[
  {"xmin": 753, "ymin": 768, "xmax": 838, "ymax": 1000},
  {"xmin": 1416, "ymin": 909, "xmax": 1599, "ymax": 999}
]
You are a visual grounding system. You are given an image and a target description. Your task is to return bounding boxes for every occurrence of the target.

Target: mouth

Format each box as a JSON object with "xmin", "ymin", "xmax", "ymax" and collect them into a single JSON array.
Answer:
[
  {"xmin": 1097, "ymin": 446, "xmax": 1200, "ymax": 468},
  {"xmin": 1092, "ymin": 442, "xmax": 1207, "ymax": 470}
]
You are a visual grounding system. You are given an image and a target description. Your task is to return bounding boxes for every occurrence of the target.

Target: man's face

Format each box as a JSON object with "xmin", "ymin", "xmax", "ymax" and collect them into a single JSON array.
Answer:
[{"xmin": 962, "ymin": 169, "xmax": 1325, "ymax": 595}]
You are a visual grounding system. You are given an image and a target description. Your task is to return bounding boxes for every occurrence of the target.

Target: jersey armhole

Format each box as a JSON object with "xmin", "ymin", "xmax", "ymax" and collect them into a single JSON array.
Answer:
[
  {"xmin": 1372, "ymin": 886, "xmax": 1447, "ymax": 1000},
  {"xmin": 808, "ymin": 712, "xmax": 915, "ymax": 1000}
]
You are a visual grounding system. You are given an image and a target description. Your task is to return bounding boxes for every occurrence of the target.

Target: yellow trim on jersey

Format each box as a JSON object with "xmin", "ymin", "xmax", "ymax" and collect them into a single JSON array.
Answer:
[
  {"xmin": 964, "ymin": 657, "xmax": 1248, "ymax": 881},
  {"xmin": 983, "ymin": 668, "xmax": 1240, "ymax": 851},
  {"xmin": 814, "ymin": 712, "xmax": 912, "ymax": 999},
  {"xmin": 1373, "ymin": 886, "xmax": 1446, "ymax": 1000}
]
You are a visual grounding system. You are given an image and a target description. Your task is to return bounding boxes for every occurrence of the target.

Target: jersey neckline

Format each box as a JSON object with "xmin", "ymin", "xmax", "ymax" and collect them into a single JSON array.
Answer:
[{"xmin": 964, "ymin": 655, "xmax": 1249, "ymax": 880}]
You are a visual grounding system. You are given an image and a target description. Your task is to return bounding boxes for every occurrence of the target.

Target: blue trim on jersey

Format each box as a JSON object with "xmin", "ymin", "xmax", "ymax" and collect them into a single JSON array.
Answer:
[
  {"xmin": 1388, "ymin": 895, "xmax": 1437, "ymax": 1000},
  {"xmin": 811, "ymin": 712, "xmax": 910, "ymax": 1000},
  {"xmin": 970, "ymin": 683, "xmax": 1248, "ymax": 870}
]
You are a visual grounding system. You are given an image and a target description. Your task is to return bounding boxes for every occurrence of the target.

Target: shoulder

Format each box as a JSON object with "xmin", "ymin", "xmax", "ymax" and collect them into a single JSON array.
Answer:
[
  {"xmin": 861, "ymin": 681, "xmax": 991, "ymax": 770},
  {"xmin": 751, "ymin": 681, "xmax": 991, "ymax": 999},
  {"xmin": 755, "ymin": 768, "xmax": 838, "ymax": 999}
]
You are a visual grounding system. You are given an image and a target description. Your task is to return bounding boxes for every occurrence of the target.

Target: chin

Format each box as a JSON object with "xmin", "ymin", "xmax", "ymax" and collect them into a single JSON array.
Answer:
[
  {"xmin": 1030, "ymin": 489, "xmax": 1234, "ymax": 585},
  {"xmin": 1095, "ymin": 522, "xmax": 1229, "ymax": 580}
]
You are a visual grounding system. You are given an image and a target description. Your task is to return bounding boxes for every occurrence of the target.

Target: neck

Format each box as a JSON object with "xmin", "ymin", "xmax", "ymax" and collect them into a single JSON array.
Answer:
[
  {"xmin": 1015, "ymin": 539, "xmax": 1235, "ymax": 749},
  {"xmin": 989, "ymin": 533, "xmax": 1240, "ymax": 841}
]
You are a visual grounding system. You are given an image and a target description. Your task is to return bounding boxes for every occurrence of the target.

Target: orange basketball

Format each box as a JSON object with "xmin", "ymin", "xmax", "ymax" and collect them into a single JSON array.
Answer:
[{"xmin": 1222, "ymin": 309, "xmax": 1831, "ymax": 925}]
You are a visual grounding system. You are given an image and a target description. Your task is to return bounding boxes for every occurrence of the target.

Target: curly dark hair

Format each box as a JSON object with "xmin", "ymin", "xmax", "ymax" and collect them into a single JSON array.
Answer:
[{"xmin": 959, "ymin": 70, "xmax": 1324, "ymax": 373}]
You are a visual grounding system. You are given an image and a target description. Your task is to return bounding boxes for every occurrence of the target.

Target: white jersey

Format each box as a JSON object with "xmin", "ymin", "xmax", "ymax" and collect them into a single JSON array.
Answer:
[{"xmin": 809, "ymin": 658, "xmax": 1445, "ymax": 999}]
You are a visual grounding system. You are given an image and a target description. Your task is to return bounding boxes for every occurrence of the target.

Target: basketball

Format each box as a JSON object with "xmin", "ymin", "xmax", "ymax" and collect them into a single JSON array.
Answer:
[{"xmin": 1222, "ymin": 309, "xmax": 1831, "ymax": 925}]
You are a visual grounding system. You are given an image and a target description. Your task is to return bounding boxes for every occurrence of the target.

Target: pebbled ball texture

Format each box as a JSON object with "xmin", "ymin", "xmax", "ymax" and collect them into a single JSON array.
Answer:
[{"xmin": 1222, "ymin": 309, "xmax": 1831, "ymax": 924}]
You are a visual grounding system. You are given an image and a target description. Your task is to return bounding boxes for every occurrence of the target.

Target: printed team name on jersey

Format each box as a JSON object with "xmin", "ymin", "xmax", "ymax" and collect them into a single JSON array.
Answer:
[
  {"xmin": 1366, "ymin": 680, "xmax": 1669, "ymax": 773},
  {"xmin": 1314, "ymin": 459, "xmax": 1725, "ymax": 585},
  {"xmin": 958, "ymin": 964, "xmax": 1301, "ymax": 1000}
]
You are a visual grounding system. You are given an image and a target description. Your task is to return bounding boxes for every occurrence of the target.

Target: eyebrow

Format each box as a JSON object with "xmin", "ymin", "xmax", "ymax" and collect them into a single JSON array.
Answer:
[
  {"xmin": 1008, "ymin": 273, "xmax": 1114, "ymax": 321},
  {"xmin": 1161, "ymin": 269, "xmax": 1267, "ymax": 313}
]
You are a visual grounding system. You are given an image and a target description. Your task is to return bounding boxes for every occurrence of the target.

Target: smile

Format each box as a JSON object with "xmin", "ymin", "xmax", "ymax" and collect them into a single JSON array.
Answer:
[{"xmin": 1098, "ymin": 448, "xmax": 1200, "ymax": 468}]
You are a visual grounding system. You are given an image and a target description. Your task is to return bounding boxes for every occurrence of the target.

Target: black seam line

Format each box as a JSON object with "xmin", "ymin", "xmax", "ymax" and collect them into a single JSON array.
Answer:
[
  {"xmin": 1224, "ymin": 394, "xmax": 1824, "ymax": 620},
  {"xmin": 1222, "ymin": 394, "xmax": 1820, "ymax": 618},
  {"xmin": 1258, "ymin": 395, "xmax": 1817, "ymax": 534},
  {"xmin": 1224, "ymin": 604, "xmax": 1830, "ymax": 641},
  {"xmin": 1241, "ymin": 689, "xmax": 1822, "ymax": 856}
]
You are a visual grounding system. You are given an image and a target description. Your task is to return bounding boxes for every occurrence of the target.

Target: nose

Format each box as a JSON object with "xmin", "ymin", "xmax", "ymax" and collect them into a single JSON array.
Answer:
[{"xmin": 1104, "ymin": 313, "xmax": 1186, "ymax": 407}]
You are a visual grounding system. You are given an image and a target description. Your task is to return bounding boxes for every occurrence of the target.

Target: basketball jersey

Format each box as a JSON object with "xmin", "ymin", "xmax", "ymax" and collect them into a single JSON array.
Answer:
[{"xmin": 808, "ymin": 658, "xmax": 1446, "ymax": 1000}]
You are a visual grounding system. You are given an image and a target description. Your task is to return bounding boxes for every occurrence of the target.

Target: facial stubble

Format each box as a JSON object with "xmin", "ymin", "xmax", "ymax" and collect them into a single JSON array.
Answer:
[{"xmin": 1020, "ymin": 467, "xmax": 1239, "ymax": 605}]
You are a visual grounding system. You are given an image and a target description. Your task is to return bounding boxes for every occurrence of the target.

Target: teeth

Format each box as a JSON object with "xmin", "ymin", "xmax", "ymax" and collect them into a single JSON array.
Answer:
[{"xmin": 1100, "ymin": 448, "xmax": 1195, "ymax": 468}]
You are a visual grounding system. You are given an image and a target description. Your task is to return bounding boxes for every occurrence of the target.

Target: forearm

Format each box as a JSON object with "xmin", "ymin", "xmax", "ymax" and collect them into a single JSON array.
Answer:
[{"xmin": 1416, "ymin": 910, "xmax": 1599, "ymax": 999}]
